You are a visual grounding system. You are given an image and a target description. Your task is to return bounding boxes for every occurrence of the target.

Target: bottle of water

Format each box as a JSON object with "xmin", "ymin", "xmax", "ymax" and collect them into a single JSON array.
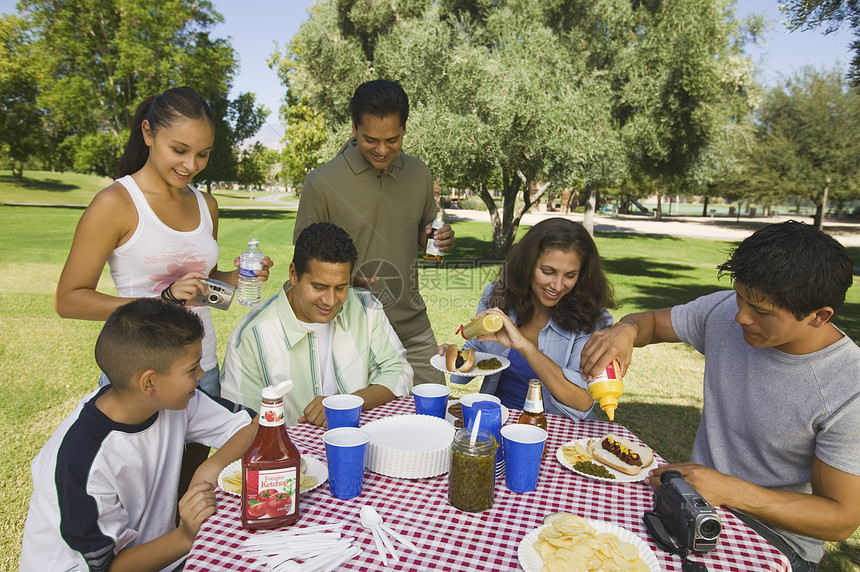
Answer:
[{"xmin": 237, "ymin": 238, "xmax": 264, "ymax": 306}]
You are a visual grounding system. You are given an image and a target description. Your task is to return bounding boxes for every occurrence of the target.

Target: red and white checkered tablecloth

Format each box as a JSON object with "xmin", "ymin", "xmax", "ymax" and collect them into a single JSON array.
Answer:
[{"xmin": 185, "ymin": 397, "xmax": 791, "ymax": 571}]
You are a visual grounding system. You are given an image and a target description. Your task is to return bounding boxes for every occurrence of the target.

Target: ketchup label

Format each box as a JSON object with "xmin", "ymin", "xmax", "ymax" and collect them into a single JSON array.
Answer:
[
  {"xmin": 260, "ymin": 401, "xmax": 285, "ymax": 427},
  {"xmin": 244, "ymin": 467, "xmax": 298, "ymax": 519}
]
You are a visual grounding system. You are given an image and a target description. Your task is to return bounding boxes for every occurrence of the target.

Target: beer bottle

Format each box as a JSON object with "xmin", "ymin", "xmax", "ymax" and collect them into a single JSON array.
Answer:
[
  {"xmin": 518, "ymin": 379, "xmax": 548, "ymax": 458},
  {"xmin": 423, "ymin": 208, "xmax": 445, "ymax": 262}
]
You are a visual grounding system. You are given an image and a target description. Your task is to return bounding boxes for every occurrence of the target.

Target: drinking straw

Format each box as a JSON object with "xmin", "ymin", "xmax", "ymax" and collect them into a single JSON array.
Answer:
[{"xmin": 469, "ymin": 410, "xmax": 482, "ymax": 446}]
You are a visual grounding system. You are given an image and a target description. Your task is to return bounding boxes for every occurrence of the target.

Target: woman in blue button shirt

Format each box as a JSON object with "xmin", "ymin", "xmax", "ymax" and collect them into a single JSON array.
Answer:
[{"xmin": 445, "ymin": 218, "xmax": 616, "ymax": 420}]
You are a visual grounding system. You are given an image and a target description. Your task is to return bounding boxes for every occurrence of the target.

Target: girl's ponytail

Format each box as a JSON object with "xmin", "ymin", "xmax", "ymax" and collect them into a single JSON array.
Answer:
[{"xmin": 115, "ymin": 96, "xmax": 156, "ymax": 178}]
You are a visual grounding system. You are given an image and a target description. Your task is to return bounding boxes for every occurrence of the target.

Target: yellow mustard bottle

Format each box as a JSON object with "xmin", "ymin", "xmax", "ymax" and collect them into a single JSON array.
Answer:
[
  {"xmin": 459, "ymin": 314, "xmax": 503, "ymax": 339},
  {"xmin": 587, "ymin": 360, "xmax": 623, "ymax": 420}
]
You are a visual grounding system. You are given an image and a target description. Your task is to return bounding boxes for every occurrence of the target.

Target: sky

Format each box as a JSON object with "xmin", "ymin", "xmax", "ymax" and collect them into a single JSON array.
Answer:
[{"xmin": 2, "ymin": 0, "xmax": 856, "ymax": 147}]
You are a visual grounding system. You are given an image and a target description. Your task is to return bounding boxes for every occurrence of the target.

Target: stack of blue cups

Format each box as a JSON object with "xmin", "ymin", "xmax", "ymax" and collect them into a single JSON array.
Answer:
[{"xmin": 470, "ymin": 401, "xmax": 504, "ymax": 478}]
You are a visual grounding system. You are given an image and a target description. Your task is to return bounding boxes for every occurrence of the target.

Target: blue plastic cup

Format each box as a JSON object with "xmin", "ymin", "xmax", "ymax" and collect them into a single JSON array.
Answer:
[
  {"xmin": 322, "ymin": 427, "xmax": 370, "ymax": 499},
  {"xmin": 460, "ymin": 393, "xmax": 501, "ymax": 429},
  {"xmin": 413, "ymin": 384, "xmax": 451, "ymax": 418},
  {"xmin": 323, "ymin": 394, "xmax": 364, "ymax": 429},
  {"xmin": 501, "ymin": 424, "xmax": 548, "ymax": 493},
  {"xmin": 470, "ymin": 401, "xmax": 504, "ymax": 465}
]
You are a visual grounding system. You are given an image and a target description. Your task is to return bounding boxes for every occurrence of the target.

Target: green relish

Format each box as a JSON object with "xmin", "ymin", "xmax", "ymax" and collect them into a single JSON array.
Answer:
[{"xmin": 573, "ymin": 460, "xmax": 616, "ymax": 479}]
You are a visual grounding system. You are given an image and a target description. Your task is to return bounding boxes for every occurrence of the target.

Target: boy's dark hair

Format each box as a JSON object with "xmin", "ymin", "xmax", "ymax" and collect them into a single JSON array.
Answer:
[
  {"xmin": 292, "ymin": 223, "xmax": 358, "ymax": 280},
  {"xmin": 350, "ymin": 79, "xmax": 409, "ymax": 127},
  {"xmin": 116, "ymin": 86, "xmax": 214, "ymax": 178},
  {"xmin": 717, "ymin": 220, "xmax": 853, "ymax": 319},
  {"xmin": 489, "ymin": 218, "xmax": 617, "ymax": 333},
  {"xmin": 95, "ymin": 298, "xmax": 204, "ymax": 389}
]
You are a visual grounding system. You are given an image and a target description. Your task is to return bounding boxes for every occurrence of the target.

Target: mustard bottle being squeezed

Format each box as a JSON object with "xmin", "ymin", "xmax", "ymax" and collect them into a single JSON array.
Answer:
[
  {"xmin": 587, "ymin": 360, "xmax": 624, "ymax": 421},
  {"xmin": 458, "ymin": 314, "xmax": 503, "ymax": 339}
]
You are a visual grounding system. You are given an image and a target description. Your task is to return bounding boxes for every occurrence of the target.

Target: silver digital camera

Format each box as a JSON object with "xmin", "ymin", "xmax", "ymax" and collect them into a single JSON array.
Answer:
[
  {"xmin": 194, "ymin": 278, "xmax": 235, "ymax": 310},
  {"xmin": 646, "ymin": 470, "xmax": 721, "ymax": 556}
]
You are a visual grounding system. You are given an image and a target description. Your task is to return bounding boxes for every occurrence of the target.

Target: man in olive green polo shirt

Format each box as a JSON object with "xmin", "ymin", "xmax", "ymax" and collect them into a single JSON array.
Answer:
[{"xmin": 294, "ymin": 79, "xmax": 454, "ymax": 385}]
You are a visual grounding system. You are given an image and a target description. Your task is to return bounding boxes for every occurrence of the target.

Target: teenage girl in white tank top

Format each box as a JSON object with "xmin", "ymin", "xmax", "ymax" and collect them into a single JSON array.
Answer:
[{"xmin": 55, "ymin": 86, "xmax": 274, "ymax": 395}]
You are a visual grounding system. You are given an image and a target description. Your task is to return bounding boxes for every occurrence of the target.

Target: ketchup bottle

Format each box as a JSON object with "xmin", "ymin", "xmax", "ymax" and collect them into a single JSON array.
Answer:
[{"xmin": 242, "ymin": 381, "xmax": 301, "ymax": 530}]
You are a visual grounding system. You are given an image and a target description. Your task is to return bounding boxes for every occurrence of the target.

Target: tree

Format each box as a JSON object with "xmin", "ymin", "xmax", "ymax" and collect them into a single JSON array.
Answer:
[
  {"xmin": 780, "ymin": 0, "xmax": 860, "ymax": 87},
  {"xmin": 17, "ymin": 0, "xmax": 237, "ymax": 176},
  {"xmin": 274, "ymin": 89, "xmax": 329, "ymax": 190},
  {"xmin": 236, "ymin": 142, "xmax": 280, "ymax": 191},
  {"xmin": 610, "ymin": 0, "xmax": 758, "ymax": 221},
  {"xmin": 197, "ymin": 93, "xmax": 268, "ymax": 191},
  {"xmin": 0, "ymin": 14, "xmax": 42, "ymax": 181},
  {"xmin": 276, "ymin": 0, "xmax": 754, "ymax": 254},
  {"xmin": 745, "ymin": 67, "xmax": 859, "ymax": 226}
]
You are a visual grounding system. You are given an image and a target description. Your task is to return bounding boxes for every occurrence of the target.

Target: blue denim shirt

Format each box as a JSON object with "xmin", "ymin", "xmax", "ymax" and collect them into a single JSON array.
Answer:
[{"xmin": 452, "ymin": 283, "xmax": 612, "ymax": 421}]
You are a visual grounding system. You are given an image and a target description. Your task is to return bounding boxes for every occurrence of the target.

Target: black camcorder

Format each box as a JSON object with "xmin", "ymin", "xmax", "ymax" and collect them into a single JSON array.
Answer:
[{"xmin": 644, "ymin": 470, "xmax": 722, "ymax": 558}]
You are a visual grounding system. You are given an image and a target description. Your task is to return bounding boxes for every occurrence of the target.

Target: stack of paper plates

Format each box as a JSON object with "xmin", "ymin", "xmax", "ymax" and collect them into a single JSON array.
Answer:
[{"xmin": 363, "ymin": 414, "xmax": 456, "ymax": 479}]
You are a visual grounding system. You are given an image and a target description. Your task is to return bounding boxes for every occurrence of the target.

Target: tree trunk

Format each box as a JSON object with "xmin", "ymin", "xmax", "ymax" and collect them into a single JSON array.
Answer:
[
  {"xmin": 701, "ymin": 196, "xmax": 709, "ymax": 217},
  {"xmin": 583, "ymin": 185, "xmax": 596, "ymax": 236},
  {"xmin": 654, "ymin": 192, "xmax": 663, "ymax": 221}
]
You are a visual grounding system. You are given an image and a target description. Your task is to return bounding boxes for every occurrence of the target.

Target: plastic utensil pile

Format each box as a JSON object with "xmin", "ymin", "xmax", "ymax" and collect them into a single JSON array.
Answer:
[
  {"xmin": 243, "ymin": 523, "xmax": 361, "ymax": 571},
  {"xmin": 359, "ymin": 505, "xmax": 421, "ymax": 566}
]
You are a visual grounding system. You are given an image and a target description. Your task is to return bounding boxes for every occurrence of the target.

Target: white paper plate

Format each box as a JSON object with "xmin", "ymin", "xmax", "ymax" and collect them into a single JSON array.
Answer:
[
  {"xmin": 362, "ymin": 414, "xmax": 456, "ymax": 478},
  {"xmin": 430, "ymin": 351, "xmax": 510, "ymax": 377},
  {"xmin": 518, "ymin": 519, "xmax": 659, "ymax": 572},
  {"xmin": 217, "ymin": 455, "xmax": 328, "ymax": 496},
  {"xmin": 556, "ymin": 438, "xmax": 657, "ymax": 483},
  {"xmin": 445, "ymin": 399, "xmax": 510, "ymax": 426}
]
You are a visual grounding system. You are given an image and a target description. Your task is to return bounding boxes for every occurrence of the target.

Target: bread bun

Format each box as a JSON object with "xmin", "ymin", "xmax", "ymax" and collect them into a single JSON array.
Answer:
[
  {"xmin": 587, "ymin": 434, "xmax": 653, "ymax": 476},
  {"xmin": 445, "ymin": 345, "xmax": 476, "ymax": 372}
]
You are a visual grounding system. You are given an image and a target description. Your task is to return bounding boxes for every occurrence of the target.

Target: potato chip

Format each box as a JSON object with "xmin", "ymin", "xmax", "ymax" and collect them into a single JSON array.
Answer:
[
  {"xmin": 222, "ymin": 470, "xmax": 242, "ymax": 494},
  {"xmin": 300, "ymin": 474, "xmax": 318, "ymax": 491},
  {"xmin": 534, "ymin": 514, "xmax": 649, "ymax": 572}
]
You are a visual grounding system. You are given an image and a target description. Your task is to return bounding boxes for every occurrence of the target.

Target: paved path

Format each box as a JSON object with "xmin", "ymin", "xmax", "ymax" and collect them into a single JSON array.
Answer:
[
  {"xmin": 449, "ymin": 208, "xmax": 860, "ymax": 247},
  {"xmin": 5, "ymin": 196, "xmax": 858, "ymax": 247}
]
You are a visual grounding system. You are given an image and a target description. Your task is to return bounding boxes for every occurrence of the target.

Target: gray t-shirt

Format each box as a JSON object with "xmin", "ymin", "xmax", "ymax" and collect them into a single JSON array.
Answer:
[{"xmin": 672, "ymin": 291, "xmax": 860, "ymax": 563}]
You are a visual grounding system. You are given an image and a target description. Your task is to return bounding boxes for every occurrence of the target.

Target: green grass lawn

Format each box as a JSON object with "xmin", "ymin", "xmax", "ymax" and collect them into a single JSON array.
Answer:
[{"xmin": 1, "ymin": 171, "xmax": 858, "ymax": 571}]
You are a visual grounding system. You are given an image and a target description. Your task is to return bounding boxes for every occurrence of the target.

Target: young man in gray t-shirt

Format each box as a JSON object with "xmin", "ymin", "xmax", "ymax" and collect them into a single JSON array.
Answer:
[{"xmin": 580, "ymin": 221, "xmax": 860, "ymax": 572}]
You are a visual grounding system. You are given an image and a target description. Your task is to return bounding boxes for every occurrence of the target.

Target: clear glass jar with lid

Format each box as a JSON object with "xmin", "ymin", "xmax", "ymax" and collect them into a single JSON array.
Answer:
[{"xmin": 448, "ymin": 428, "xmax": 497, "ymax": 512}]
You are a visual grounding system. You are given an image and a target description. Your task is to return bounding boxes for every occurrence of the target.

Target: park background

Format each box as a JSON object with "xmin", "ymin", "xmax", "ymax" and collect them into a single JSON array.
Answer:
[{"xmin": 3, "ymin": 0, "xmax": 860, "ymax": 570}]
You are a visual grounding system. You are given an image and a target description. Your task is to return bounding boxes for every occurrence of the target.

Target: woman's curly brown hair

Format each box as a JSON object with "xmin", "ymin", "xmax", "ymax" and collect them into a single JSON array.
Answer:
[{"xmin": 487, "ymin": 218, "xmax": 616, "ymax": 333}]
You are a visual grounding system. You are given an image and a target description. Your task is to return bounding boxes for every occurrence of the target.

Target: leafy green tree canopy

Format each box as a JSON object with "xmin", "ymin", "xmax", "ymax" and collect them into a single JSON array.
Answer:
[
  {"xmin": 744, "ymin": 67, "xmax": 859, "ymax": 224},
  {"xmin": 276, "ymin": 0, "xmax": 755, "ymax": 253},
  {"xmin": 0, "ymin": 13, "xmax": 42, "ymax": 180},
  {"xmin": 13, "ymin": 0, "xmax": 262, "ymax": 178}
]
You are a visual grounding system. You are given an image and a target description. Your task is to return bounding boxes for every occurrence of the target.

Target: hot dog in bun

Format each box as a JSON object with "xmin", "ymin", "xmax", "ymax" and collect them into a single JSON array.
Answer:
[
  {"xmin": 445, "ymin": 345, "xmax": 476, "ymax": 373},
  {"xmin": 586, "ymin": 434, "xmax": 653, "ymax": 476}
]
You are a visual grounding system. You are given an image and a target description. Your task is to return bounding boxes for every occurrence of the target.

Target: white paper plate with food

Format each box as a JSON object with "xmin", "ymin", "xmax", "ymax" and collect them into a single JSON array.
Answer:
[
  {"xmin": 218, "ymin": 455, "xmax": 328, "ymax": 496},
  {"xmin": 556, "ymin": 437, "xmax": 657, "ymax": 483},
  {"xmin": 518, "ymin": 515, "xmax": 658, "ymax": 572},
  {"xmin": 430, "ymin": 351, "xmax": 510, "ymax": 377}
]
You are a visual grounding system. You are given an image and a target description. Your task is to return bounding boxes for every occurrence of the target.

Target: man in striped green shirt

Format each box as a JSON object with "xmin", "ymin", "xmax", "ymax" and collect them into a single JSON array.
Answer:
[{"xmin": 221, "ymin": 223, "xmax": 413, "ymax": 425}]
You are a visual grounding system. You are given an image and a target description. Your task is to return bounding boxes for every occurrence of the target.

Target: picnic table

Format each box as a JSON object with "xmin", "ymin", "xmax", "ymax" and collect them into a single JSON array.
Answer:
[{"xmin": 184, "ymin": 397, "xmax": 790, "ymax": 571}]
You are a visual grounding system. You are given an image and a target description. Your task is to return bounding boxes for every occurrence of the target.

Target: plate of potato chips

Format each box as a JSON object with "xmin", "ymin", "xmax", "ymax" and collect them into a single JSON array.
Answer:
[
  {"xmin": 518, "ymin": 513, "xmax": 658, "ymax": 572},
  {"xmin": 217, "ymin": 455, "xmax": 328, "ymax": 496}
]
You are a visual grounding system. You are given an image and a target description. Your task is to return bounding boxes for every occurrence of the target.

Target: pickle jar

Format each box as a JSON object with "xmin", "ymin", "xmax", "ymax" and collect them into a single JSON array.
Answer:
[{"xmin": 448, "ymin": 428, "xmax": 497, "ymax": 512}]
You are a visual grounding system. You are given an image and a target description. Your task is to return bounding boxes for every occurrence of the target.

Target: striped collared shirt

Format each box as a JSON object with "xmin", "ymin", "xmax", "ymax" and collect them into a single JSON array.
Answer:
[{"xmin": 221, "ymin": 284, "xmax": 413, "ymax": 424}]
